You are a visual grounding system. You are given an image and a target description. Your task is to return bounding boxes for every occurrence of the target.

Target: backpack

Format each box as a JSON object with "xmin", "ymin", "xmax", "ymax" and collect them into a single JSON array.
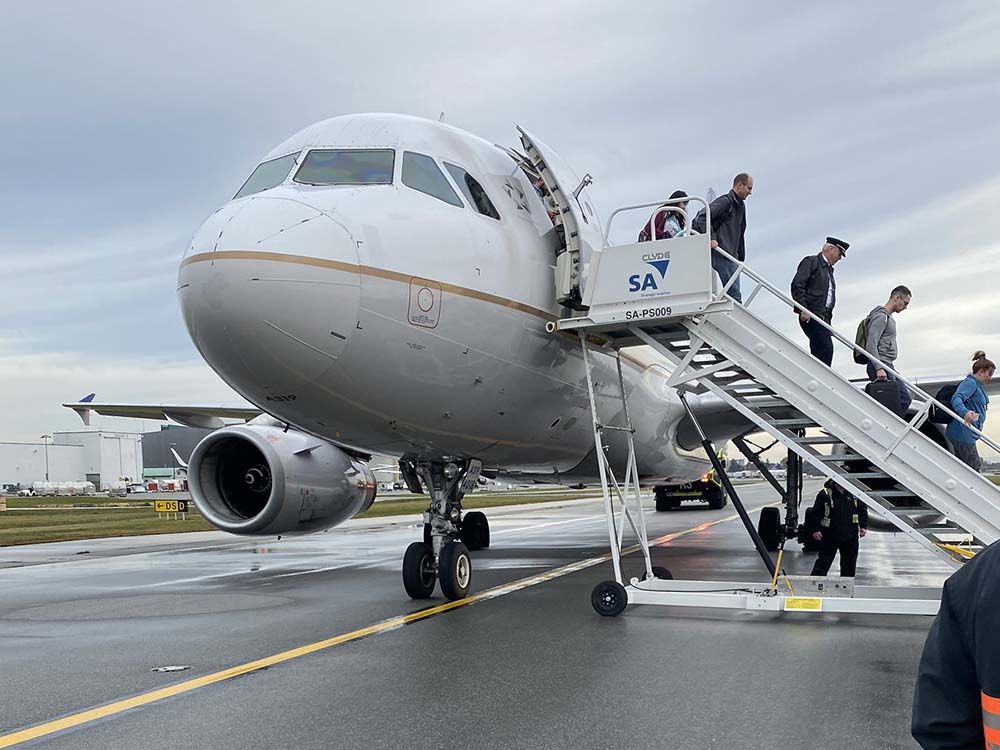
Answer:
[
  {"xmin": 929, "ymin": 383, "xmax": 960, "ymax": 424},
  {"xmin": 638, "ymin": 209, "xmax": 668, "ymax": 243},
  {"xmin": 853, "ymin": 309, "xmax": 888, "ymax": 365},
  {"xmin": 853, "ymin": 316, "xmax": 871, "ymax": 364}
]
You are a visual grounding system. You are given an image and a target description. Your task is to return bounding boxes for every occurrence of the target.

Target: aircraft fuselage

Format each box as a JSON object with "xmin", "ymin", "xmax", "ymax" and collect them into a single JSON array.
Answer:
[{"xmin": 178, "ymin": 114, "xmax": 708, "ymax": 483}]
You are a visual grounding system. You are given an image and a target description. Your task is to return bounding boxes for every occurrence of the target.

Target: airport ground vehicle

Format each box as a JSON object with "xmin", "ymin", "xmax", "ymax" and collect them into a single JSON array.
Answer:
[{"xmin": 654, "ymin": 474, "xmax": 726, "ymax": 511}]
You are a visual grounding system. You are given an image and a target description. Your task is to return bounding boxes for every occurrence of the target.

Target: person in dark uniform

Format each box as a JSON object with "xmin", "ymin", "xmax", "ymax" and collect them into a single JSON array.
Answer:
[
  {"xmin": 807, "ymin": 480, "xmax": 868, "ymax": 576},
  {"xmin": 790, "ymin": 237, "xmax": 849, "ymax": 366},
  {"xmin": 912, "ymin": 540, "xmax": 1000, "ymax": 749}
]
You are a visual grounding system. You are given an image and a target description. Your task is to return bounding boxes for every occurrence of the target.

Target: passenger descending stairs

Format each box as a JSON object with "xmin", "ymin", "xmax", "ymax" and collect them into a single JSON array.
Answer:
[{"xmin": 598, "ymin": 304, "xmax": 1000, "ymax": 565}]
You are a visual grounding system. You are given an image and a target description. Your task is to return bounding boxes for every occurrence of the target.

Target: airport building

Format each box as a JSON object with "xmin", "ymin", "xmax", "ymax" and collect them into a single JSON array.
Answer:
[
  {"xmin": 0, "ymin": 440, "xmax": 86, "ymax": 489},
  {"xmin": 0, "ymin": 431, "xmax": 143, "ymax": 490},
  {"xmin": 140, "ymin": 424, "xmax": 212, "ymax": 473}
]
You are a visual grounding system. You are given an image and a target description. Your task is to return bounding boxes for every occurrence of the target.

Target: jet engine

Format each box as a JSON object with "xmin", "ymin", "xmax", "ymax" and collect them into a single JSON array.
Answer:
[{"xmin": 188, "ymin": 421, "xmax": 376, "ymax": 536}]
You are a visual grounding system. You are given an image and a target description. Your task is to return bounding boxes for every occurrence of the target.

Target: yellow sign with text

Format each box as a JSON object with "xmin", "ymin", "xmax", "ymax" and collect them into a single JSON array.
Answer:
[
  {"xmin": 784, "ymin": 596, "xmax": 822, "ymax": 612},
  {"xmin": 154, "ymin": 500, "xmax": 188, "ymax": 513}
]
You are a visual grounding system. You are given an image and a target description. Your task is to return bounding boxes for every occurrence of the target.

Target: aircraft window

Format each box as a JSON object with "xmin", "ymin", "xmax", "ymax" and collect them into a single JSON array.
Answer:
[
  {"xmin": 444, "ymin": 163, "xmax": 501, "ymax": 220},
  {"xmin": 294, "ymin": 149, "xmax": 394, "ymax": 186},
  {"xmin": 233, "ymin": 152, "xmax": 300, "ymax": 199},
  {"xmin": 401, "ymin": 152, "xmax": 463, "ymax": 207}
]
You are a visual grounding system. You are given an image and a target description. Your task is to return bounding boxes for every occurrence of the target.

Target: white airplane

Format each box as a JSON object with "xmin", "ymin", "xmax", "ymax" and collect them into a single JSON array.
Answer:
[{"xmin": 62, "ymin": 113, "xmax": 963, "ymax": 600}]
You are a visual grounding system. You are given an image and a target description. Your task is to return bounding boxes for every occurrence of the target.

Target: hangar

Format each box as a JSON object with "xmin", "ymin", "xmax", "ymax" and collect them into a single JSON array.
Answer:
[{"xmin": 0, "ymin": 431, "xmax": 143, "ymax": 491}]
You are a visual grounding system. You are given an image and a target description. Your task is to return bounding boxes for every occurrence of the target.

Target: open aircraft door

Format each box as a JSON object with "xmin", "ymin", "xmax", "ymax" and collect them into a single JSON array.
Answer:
[{"xmin": 517, "ymin": 126, "xmax": 604, "ymax": 310}]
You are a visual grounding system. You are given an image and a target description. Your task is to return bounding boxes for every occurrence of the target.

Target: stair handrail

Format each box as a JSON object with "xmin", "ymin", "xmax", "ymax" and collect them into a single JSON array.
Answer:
[
  {"xmin": 710, "ymin": 247, "xmax": 1000, "ymax": 457},
  {"xmin": 603, "ymin": 196, "xmax": 710, "ymax": 247}
]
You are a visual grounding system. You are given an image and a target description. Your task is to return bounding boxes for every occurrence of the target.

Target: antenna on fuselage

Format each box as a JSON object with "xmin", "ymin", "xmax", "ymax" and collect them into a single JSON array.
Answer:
[{"xmin": 438, "ymin": 111, "xmax": 446, "ymax": 122}]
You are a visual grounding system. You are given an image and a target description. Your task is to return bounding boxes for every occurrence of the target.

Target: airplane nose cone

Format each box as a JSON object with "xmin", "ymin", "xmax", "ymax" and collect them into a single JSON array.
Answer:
[{"xmin": 178, "ymin": 197, "xmax": 361, "ymax": 399}]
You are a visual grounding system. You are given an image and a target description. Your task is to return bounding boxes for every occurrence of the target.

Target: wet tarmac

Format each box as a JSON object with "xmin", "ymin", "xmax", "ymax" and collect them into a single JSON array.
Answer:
[{"xmin": 0, "ymin": 481, "xmax": 952, "ymax": 749}]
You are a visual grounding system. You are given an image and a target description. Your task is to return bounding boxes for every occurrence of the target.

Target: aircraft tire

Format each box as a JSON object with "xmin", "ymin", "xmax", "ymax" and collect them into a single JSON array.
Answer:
[
  {"xmin": 438, "ymin": 541, "xmax": 472, "ymax": 601},
  {"xmin": 460, "ymin": 511, "xmax": 490, "ymax": 550},
  {"xmin": 592, "ymin": 580, "xmax": 628, "ymax": 617},
  {"xmin": 423, "ymin": 523, "xmax": 432, "ymax": 546},
  {"xmin": 402, "ymin": 542, "xmax": 437, "ymax": 599},
  {"xmin": 757, "ymin": 507, "xmax": 781, "ymax": 551}
]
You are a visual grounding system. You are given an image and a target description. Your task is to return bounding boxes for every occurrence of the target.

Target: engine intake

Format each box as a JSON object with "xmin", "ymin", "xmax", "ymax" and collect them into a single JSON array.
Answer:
[{"xmin": 188, "ymin": 422, "xmax": 376, "ymax": 535}]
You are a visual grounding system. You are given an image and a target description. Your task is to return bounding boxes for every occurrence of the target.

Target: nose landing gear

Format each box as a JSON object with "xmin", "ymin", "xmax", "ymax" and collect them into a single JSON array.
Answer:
[{"xmin": 400, "ymin": 458, "xmax": 485, "ymax": 601}]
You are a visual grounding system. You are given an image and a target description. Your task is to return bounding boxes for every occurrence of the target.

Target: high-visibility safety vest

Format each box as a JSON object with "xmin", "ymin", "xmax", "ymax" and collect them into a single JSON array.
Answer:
[
  {"xmin": 818, "ymin": 488, "xmax": 861, "ymax": 528},
  {"xmin": 984, "ymin": 691, "xmax": 1000, "ymax": 748}
]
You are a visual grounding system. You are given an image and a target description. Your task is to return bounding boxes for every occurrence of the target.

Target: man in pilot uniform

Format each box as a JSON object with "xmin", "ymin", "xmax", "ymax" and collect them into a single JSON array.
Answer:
[
  {"xmin": 808, "ymin": 479, "xmax": 868, "ymax": 577},
  {"xmin": 790, "ymin": 237, "xmax": 849, "ymax": 366}
]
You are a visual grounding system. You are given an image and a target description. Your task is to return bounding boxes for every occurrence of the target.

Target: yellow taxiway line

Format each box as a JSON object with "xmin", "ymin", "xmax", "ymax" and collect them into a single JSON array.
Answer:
[{"xmin": 0, "ymin": 505, "xmax": 766, "ymax": 748}]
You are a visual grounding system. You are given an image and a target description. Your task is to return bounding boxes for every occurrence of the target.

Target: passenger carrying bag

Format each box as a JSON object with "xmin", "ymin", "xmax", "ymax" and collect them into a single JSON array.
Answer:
[
  {"xmin": 865, "ymin": 379, "xmax": 904, "ymax": 416},
  {"xmin": 929, "ymin": 383, "xmax": 960, "ymax": 424}
]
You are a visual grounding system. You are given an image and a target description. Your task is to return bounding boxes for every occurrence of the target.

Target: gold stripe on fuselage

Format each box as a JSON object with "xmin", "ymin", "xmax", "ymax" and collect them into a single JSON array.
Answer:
[
  {"xmin": 180, "ymin": 250, "xmax": 653, "ymax": 373},
  {"xmin": 181, "ymin": 250, "xmax": 558, "ymax": 323}
]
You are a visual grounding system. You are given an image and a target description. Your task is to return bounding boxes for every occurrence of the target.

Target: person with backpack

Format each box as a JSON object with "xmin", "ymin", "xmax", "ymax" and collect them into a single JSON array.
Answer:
[
  {"xmin": 860, "ymin": 285, "xmax": 913, "ymax": 414},
  {"xmin": 692, "ymin": 173, "xmax": 753, "ymax": 302},
  {"xmin": 790, "ymin": 237, "xmax": 848, "ymax": 366},
  {"xmin": 945, "ymin": 351, "xmax": 994, "ymax": 471},
  {"xmin": 638, "ymin": 190, "xmax": 688, "ymax": 242}
]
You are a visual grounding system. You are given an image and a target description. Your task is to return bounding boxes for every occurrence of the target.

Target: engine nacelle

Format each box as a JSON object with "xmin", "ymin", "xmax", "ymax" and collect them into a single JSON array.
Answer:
[{"xmin": 188, "ymin": 422, "xmax": 376, "ymax": 535}]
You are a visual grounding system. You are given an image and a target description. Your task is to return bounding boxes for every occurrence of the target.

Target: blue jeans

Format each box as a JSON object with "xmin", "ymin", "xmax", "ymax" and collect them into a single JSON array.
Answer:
[
  {"xmin": 866, "ymin": 362, "xmax": 912, "ymax": 414},
  {"xmin": 712, "ymin": 252, "xmax": 742, "ymax": 302}
]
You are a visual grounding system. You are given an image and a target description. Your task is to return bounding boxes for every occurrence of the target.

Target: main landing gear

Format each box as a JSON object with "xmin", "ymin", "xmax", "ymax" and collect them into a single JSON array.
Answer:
[{"xmin": 400, "ymin": 458, "xmax": 488, "ymax": 601}]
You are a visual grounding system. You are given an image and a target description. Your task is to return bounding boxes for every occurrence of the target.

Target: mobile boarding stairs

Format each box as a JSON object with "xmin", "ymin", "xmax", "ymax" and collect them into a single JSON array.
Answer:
[{"xmin": 548, "ymin": 196, "xmax": 1000, "ymax": 617}]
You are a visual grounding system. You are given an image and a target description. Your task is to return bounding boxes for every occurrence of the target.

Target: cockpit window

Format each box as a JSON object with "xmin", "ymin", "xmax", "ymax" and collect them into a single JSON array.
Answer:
[
  {"xmin": 401, "ymin": 152, "xmax": 463, "ymax": 207},
  {"xmin": 233, "ymin": 152, "xmax": 300, "ymax": 199},
  {"xmin": 294, "ymin": 149, "xmax": 394, "ymax": 186},
  {"xmin": 444, "ymin": 163, "xmax": 501, "ymax": 220}
]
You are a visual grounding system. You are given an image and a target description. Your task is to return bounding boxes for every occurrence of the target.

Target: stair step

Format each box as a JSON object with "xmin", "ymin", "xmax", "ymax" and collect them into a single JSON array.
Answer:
[
  {"xmin": 890, "ymin": 506, "xmax": 936, "ymax": 515},
  {"xmin": 766, "ymin": 418, "xmax": 816, "ymax": 427},
  {"xmin": 737, "ymin": 397, "xmax": 792, "ymax": 409},
  {"xmin": 796, "ymin": 436, "xmax": 842, "ymax": 445},
  {"xmin": 719, "ymin": 383, "xmax": 773, "ymax": 394},
  {"xmin": 917, "ymin": 525, "xmax": 963, "ymax": 537},
  {"xmin": 842, "ymin": 472, "xmax": 893, "ymax": 480},
  {"xmin": 869, "ymin": 490, "xmax": 920, "ymax": 498},
  {"xmin": 815, "ymin": 454, "xmax": 870, "ymax": 462}
]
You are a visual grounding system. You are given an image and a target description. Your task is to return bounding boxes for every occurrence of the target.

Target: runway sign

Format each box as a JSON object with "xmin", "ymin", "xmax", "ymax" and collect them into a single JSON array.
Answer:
[{"xmin": 154, "ymin": 500, "xmax": 188, "ymax": 513}]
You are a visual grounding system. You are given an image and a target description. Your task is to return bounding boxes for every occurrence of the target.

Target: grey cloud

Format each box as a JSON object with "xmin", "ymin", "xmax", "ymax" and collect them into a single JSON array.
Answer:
[{"xmin": 2, "ymin": 0, "xmax": 999, "ymax": 447}]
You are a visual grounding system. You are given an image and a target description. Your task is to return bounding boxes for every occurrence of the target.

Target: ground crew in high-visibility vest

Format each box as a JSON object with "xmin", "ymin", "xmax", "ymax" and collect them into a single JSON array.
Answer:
[
  {"xmin": 912, "ymin": 540, "xmax": 1000, "ymax": 749},
  {"xmin": 807, "ymin": 480, "xmax": 868, "ymax": 577}
]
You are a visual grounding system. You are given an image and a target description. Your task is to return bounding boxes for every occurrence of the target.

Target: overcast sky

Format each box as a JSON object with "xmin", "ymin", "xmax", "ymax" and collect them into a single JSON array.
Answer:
[{"xmin": 2, "ymin": 1, "xmax": 998, "ymax": 449}]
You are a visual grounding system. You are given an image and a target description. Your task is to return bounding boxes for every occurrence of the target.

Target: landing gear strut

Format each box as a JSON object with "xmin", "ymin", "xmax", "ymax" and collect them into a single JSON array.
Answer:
[{"xmin": 399, "ymin": 458, "xmax": 485, "ymax": 601}]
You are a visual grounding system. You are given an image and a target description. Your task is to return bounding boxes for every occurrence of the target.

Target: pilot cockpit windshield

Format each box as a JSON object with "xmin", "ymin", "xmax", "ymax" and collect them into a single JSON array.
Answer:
[
  {"xmin": 233, "ymin": 152, "xmax": 300, "ymax": 199},
  {"xmin": 294, "ymin": 149, "xmax": 394, "ymax": 186}
]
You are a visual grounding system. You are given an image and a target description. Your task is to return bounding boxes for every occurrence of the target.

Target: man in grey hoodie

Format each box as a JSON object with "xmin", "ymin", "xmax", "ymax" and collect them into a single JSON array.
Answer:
[{"xmin": 865, "ymin": 285, "xmax": 912, "ymax": 413}]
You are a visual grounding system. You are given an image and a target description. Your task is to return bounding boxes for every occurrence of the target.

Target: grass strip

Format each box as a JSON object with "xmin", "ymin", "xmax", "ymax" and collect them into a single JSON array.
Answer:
[{"xmin": 0, "ymin": 490, "xmax": 599, "ymax": 546}]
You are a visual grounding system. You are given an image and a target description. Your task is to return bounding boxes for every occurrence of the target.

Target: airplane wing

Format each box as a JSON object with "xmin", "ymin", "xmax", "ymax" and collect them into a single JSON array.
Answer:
[{"xmin": 63, "ymin": 393, "xmax": 261, "ymax": 429}]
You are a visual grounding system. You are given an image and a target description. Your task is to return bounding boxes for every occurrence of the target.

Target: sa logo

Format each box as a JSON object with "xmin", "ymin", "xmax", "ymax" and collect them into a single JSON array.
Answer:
[{"xmin": 628, "ymin": 258, "xmax": 670, "ymax": 292}]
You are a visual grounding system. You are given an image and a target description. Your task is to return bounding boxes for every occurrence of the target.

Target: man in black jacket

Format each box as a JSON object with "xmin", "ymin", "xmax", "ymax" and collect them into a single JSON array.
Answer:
[
  {"xmin": 790, "ymin": 237, "xmax": 848, "ymax": 366},
  {"xmin": 912, "ymin": 540, "xmax": 1000, "ymax": 749},
  {"xmin": 807, "ymin": 480, "xmax": 868, "ymax": 577},
  {"xmin": 692, "ymin": 173, "xmax": 752, "ymax": 302}
]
